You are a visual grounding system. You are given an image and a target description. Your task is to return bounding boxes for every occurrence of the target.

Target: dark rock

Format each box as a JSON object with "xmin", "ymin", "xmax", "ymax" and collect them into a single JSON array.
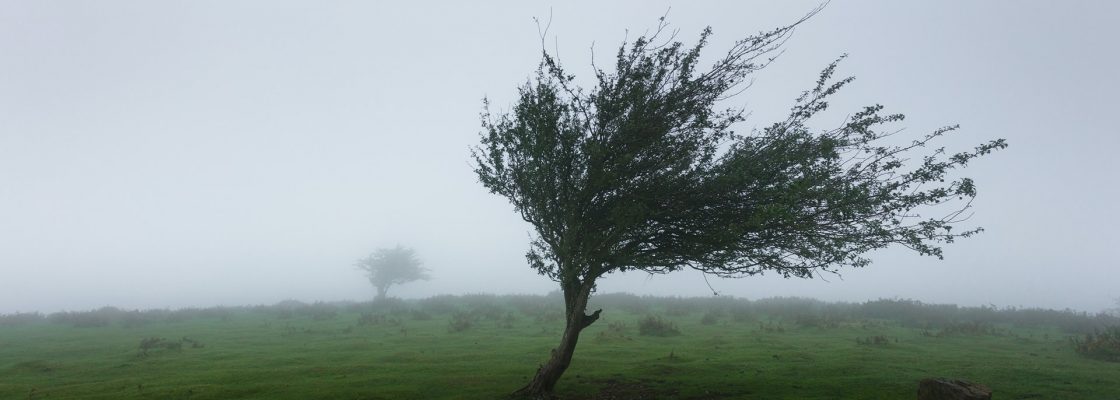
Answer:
[{"xmin": 917, "ymin": 378, "xmax": 992, "ymax": 400}]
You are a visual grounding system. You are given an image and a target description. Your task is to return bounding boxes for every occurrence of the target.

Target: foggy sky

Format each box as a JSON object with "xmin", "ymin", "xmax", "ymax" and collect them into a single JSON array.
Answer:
[{"xmin": 2, "ymin": 1, "xmax": 1117, "ymax": 314}]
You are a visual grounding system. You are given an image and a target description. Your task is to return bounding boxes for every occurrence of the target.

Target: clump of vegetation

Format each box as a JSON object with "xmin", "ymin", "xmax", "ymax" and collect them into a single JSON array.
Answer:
[
  {"xmin": 757, "ymin": 321, "xmax": 786, "ymax": 333},
  {"xmin": 447, "ymin": 311, "xmax": 475, "ymax": 333},
  {"xmin": 795, "ymin": 314, "xmax": 841, "ymax": 329},
  {"xmin": 417, "ymin": 295, "xmax": 460, "ymax": 315},
  {"xmin": 730, "ymin": 306, "xmax": 756, "ymax": 323},
  {"xmin": 700, "ymin": 310, "xmax": 721, "ymax": 325},
  {"xmin": 120, "ymin": 311, "xmax": 158, "ymax": 328},
  {"xmin": 665, "ymin": 299, "xmax": 700, "ymax": 317},
  {"xmin": 0, "ymin": 312, "xmax": 44, "ymax": 327},
  {"xmin": 50, "ymin": 307, "xmax": 121, "ymax": 328},
  {"xmin": 270, "ymin": 300, "xmax": 307, "ymax": 320},
  {"xmin": 924, "ymin": 321, "xmax": 1004, "ymax": 337},
  {"xmin": 596, "ymin": 321, "xmax": 632, "ymax": 342},
  {"xmin": 308, "ymin": 302, "xmax": 339, "ymax": 320},
  {"xmin": 409, "ymin": 309, "xmax": 433, "ymax": 321},
  {"xmin": 638, "ymin": 316, "xmax": 681, "ymax": 337},
  {"xmin": 1071, "ymin": 326, "xmax": 1120, "ymax": 362},
  {"xmin": 138, "ymin": 337, "xmax": 202, "ymax": 356},
  {"xmin": 367, "ymin": 297, "xmax": 410, "ymax": 315},
  {"xmin": 466, "ymin": 299, "xmax": 506, "ymax": 322},
  {"xmin": 497, "ymin": 312, "xmax": 517, "ymax": 329},
  {"xmin": 856, "ymin": 335, "xmax": 892, "ymax": 345}
]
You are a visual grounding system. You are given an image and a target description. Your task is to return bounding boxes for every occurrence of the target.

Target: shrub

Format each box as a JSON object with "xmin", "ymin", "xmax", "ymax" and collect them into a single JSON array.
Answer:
[
  {"xmin": 638, "ymin": 315, "xmax": 681, "ymax": 337},
  {"xmin": 49, "ymin": 307, "xmax": 122, "ymax": 328},
  {"xmin": 795, "ymin": 314, "xmax": 841, "ymax": 329},
  {"xmin": 268, "ymin": 300, "xmax": 307, "ymax": 320},
  {"xmin": 304, "ymin": 302, "xmax": 338, "ymax": 321},
  {"xmin": 368, "ymin": 298, "xmax": 410, "ymax": 316},
  {"xmin": 498, "ymin": 312, "xmax": 517, "ymax": 329},
  {"xmin": 665, "ymin": 298, "xmax": 699, "ymax": 317},
  {"xmin": 856, "ymin": 335, "xmax": 891, "ymax": 345},
  {"xmin": 468, "ymin": 303, "xmax": 505, "ymax": 322},
  {"xmin": 757, "ymin": 321, "xmax": 786, "ymax": 333},
  {"xmin": 417, "ymin": 295, "xmax": 460, "ymax": 315},
  {"xmin": 1072, "ymin": 326, "xmax": 1120, "ymax": 362},
  {"xmin": 120, "ymin": 311, "xmax": 158, "ymax": 328},
  {"xmin": 0, "ymin": 312, "xmax": 44, "ymax": 327},
  {"xmin": 700, "ymin": 311, "xmax": 721, "ymax": 325},
  {"xmin": 447, "ymin": 311, "xmax": 475, "ymax": 333},
  {"xmin": 596, "ymin": 321, "xmax": 632, "ymax": 342},
  {"xmin": 180, "ymin": 337, "xmax": 204, "ymax": 348},
  {"xmin": 410, "ymin": 309, "xmax": 433, "ymax": 321},
  {"xmin": 357, "ymin": 312, "xmax": 400, "ymax": 327},
  {"xmin": 730, "ymin": 306, "xmax": 756, "ymax": 323},
  {"xmin": 138, "ymin": 337, "xmax": 188, "ymax": 356},
  {"xmin": 934, "ymin": 321, "xmax": 1003, "ymax": 337}
]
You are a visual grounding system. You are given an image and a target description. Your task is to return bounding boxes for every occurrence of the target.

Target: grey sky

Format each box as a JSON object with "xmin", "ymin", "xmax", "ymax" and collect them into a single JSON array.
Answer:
[{"xmin": 1, "ymin": 1, "xmax": 1117, "ymax": 314}]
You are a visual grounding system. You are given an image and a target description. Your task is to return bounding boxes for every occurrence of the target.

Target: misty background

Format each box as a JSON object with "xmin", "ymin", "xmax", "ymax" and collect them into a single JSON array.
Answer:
[{"xmin": 1, "ymin": 1, "xmax": 1117, "ymax": 314}]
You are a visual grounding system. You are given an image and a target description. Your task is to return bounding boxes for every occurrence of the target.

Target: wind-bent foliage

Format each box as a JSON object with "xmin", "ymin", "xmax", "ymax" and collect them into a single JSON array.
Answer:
[
  {"xmin": 355, "ymin": 245, "xmax": 430, "ymax": 301},
  {"xmin": 473, "ymin": 12, "xmax": 1005, "ymax": 397}
]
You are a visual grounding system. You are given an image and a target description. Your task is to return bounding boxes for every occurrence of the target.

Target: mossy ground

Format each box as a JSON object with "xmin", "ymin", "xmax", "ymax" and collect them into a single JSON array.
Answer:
[{"xmin": 2, "ymin": 296, "xmax": 1118, "ymax": 399}]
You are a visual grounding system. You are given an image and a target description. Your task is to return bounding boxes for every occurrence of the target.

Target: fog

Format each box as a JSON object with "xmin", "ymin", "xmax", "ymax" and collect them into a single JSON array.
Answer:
[{"xmin": 2, "ymin": 1, "xmax": 1117, "ymax": 315}]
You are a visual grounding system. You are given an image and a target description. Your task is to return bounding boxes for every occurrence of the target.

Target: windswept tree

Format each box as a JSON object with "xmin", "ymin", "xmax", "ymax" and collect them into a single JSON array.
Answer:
[
  {"xmin": 355, "ymin": 245, "xmax": 430, "ymax": 301},
  {"xmin": 472, "ymin": 11, "xmax": 1005, "ymax": 398}
]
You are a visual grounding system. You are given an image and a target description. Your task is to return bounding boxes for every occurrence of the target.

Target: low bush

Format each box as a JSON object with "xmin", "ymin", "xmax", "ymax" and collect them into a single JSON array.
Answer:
[
  {"xmin": 856, "ymin": 335, "xmax": 892, "ymax": 345},
  {"xmin": 665, "ymin": 298, "xmax": 700, "ymax": 317},
  {"xmin": 730, "ymin": 306, "xmax": 756, "ymax": 323},
  {"xmin": 357, "ymin": 313, "xmax": 401, "ymax": 327},
  {"xmin": 638, "ymin": 315, "xmax": 681, "ymax": 337},
  {"xmin": 447, "ymin": 311, "xmax": 474, "ymax": 333},
  {"xmin": 932, "ymin": 321, "xmax": 1004, "ymax": 337},
  {"xmin": 757, "ymin": 321, "xmax": 786, "ymax": 333},
  {"xmin": 304, "ymin": 302, "xmax": 339, "ymax": 321},
  {"xmin": 417, "ymin": 295, "xmax": 459, "ymax": 315},
  {"xmin": 137, "ymin": 336, "xmax": 202, "ymax": 356},
  {"xmin": 596, "ymin": 321, "xmax": 632, "ymax": 342},
  {"xmin": 410, "ymin": 309, "xmax": 433, "ymax": 321},
  {"xmin": 700, "ymin": 311, "xmax": 721, "ymax": 325},
  {"xmin": 50, "ymin": 307, "xmax": 122, "ymax": 328},
  {"xmin": 120, "ymin": 311, "xmax": 158, "ymax": 328},
  {"xmin": 795, "ymin": 314, "xmax": 841, "ymax": 329},
  {"xmin": 1072, "ymin": 326, "xmax": 1120, "ymax": 362},
  {"xmin": 0, "ymin": 312, "xmax": 44, "ymax": 327},
  {"xmin": 497, "ymin": 312, "xmax": 517, "ymax": 329}
]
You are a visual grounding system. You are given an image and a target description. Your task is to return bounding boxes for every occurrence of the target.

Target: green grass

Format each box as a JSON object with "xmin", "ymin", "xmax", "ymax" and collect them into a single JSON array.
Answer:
[{"xmin": 2, "ymin": 298, "xmax": 1118, "ymax": 399}]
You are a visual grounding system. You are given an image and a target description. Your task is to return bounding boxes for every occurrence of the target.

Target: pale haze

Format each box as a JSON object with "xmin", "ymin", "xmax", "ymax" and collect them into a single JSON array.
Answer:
[{"xmin": 2, "ymin": 1, "xmax": 1117, "ymax": 314}]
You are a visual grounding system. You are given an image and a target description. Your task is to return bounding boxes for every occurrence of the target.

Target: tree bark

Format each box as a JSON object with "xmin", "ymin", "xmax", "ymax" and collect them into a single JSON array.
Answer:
[
  {"xmin": 375, "ymin": 285, "xmax": 389, "ymax": 302},
  {"xmin": 514, "ymin": 280, "xmax": 601, "ymax": 398}
]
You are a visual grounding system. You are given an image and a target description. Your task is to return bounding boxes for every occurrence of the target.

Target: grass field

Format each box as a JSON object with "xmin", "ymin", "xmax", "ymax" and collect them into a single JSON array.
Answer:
[{"xmin": 2, "ymin": 294, "xmax": 1119, "ymax": 399}]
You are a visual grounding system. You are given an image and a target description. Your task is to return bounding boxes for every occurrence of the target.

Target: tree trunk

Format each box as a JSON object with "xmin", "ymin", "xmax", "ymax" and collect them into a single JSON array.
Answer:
[
  {"xmin": 375, "ymin": 285, "xmax": 389, "ymax": 302},
  {"xmin": 514, "ymin": 280, "xmax": 601, "ymax": 398}
]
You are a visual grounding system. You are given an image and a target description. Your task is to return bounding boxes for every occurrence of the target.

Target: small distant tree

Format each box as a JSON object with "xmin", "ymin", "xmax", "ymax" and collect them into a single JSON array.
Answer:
[
  {"xmin": 355, "ymin": 245, "xmax": 430, "ymax": 301},
  {"xmin": 472, "ymin": 11, "xmax": 1005, "ymax": 398}
]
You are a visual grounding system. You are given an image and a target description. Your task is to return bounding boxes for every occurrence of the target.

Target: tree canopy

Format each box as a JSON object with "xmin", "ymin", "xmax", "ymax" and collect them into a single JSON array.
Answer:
[
  {"xmin": 355, "ymin": 245, "xmax": 430, "ymax": 301},
  {"xmin": 473, "ymin": 13, "xmax": 1005, "ymax": 397}
]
